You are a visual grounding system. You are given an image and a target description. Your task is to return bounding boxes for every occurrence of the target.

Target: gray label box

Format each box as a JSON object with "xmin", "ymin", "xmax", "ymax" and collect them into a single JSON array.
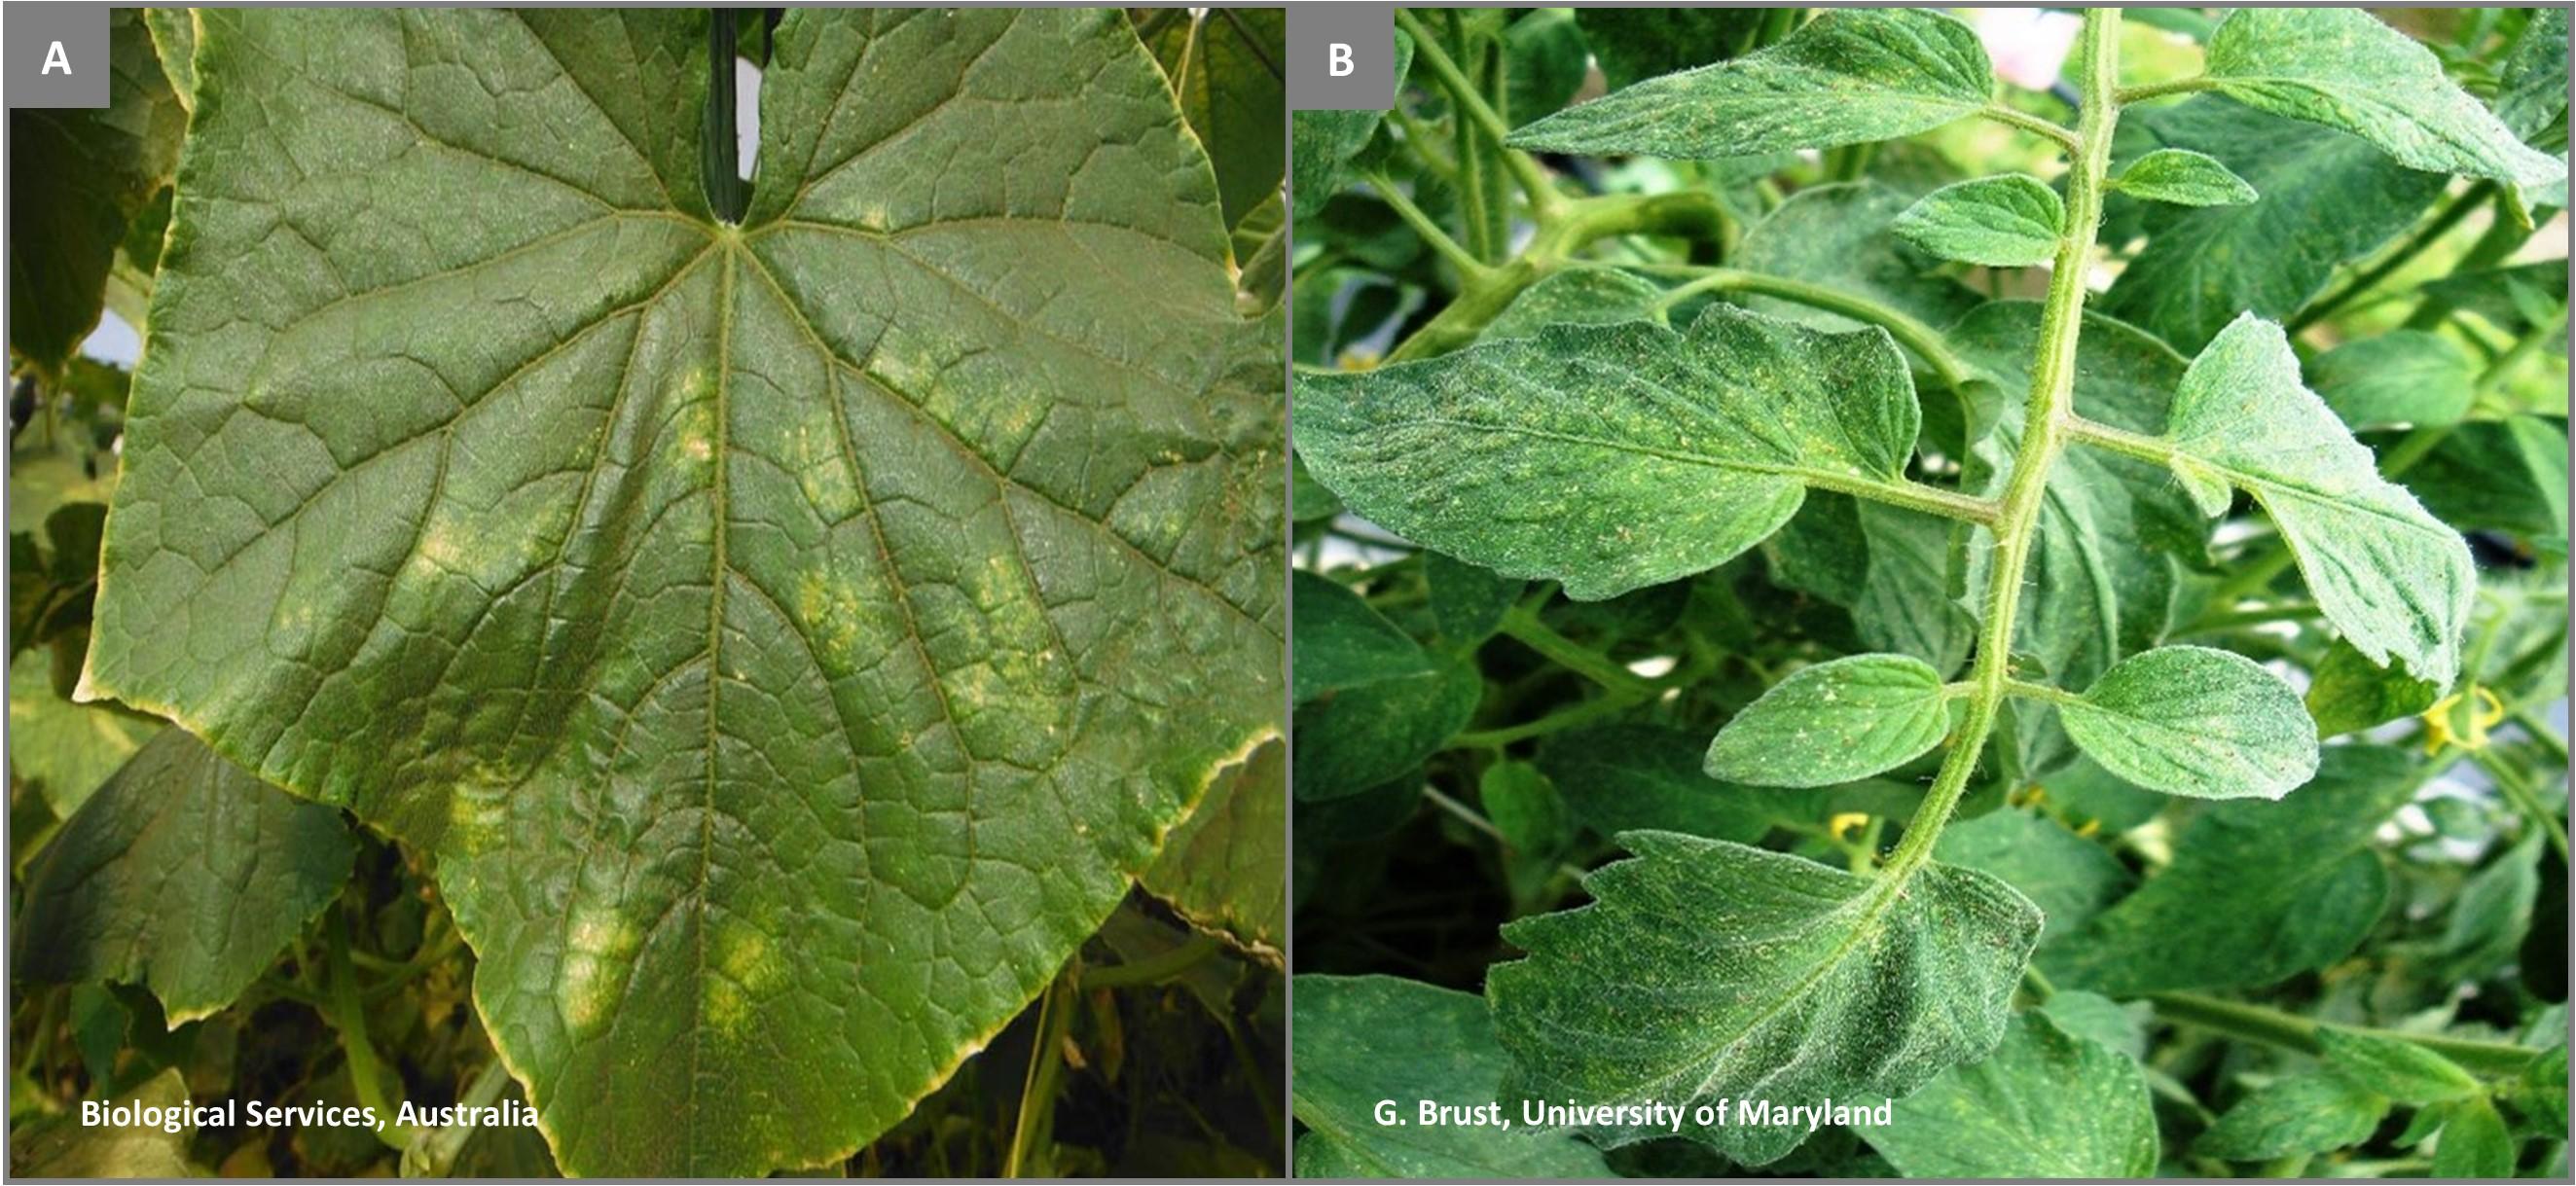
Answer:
[
  {"xmin": 8, "ymin": 5, "xmax": 110, "ymax": 109},
  {"xmin": 1288, "ymin": 6, "xmax": 1397, "ymax": 112}
]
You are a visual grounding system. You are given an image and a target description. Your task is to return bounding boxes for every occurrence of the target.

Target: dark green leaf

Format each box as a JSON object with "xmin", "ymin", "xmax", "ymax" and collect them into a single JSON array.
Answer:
[
  {"xmin": 2057, "ymin": 645, "xmax": 2319, "ymax": 801},
  {"xmin": 1294, "ymin": 658, "xmax": 1480, "ymax": 803},
  {"xmin": 2310, "ymin": 330, "xmax": 2478, "ymax": 430},
  {"xmin": 1480, "ymin": 760, "xmax": 1571, "ymax": 854},
  {"xmin": 1769, "ymin": 494, "xmax": 1974, "ymax": 676},
  {"xmin": 15, "ymin": 730, "xmax": 353, "ymax": 1024},
  {"xmin": 2497, "ymin": 9, "xmax": 2570, "ymax": 147},
  {"xmin": 2045, "ymin": 745, "xmax": 2418, "ymax": 995},
  {"xmin": 2403, "ymin": 415, "xmax": 2571, "ymax": 543},
  {"xmin": 1540, "ymin": 723, "xmax": 1773, "ymax": 845},
  {"xmin": 1703, "ymin": 653, "xmax": 1956, "ymax": 789},
  {"xmin": 10, "ymin": 652, "xmax": 163, "ymax": 816},
  {"xmin": 1143, "ymin": 9, "xmax": 1286, "ymax": 230},
  {"xmin": 1736, "ymin": 182, "xmax": 1981, "ymax": 336},
  {"xmin": 2305, "ymin": 639, "xmax": 2442, "ymax": 738},
  {"xmin": 2110, "ymin": 148, "xmax": 2258, "ymax": 206},
  {"xmin": 6, "ymin": 10, "xmax": 184, "ymax": 376},
  {"xmin": 1289, "ymin": 30, "xmax": 1413, "ymax": 220},
  {"xmin": 1934, "ymin": 808, "xmax": 2133, "ymax": 947},
  {"xmin": 2100, "ymin": 97, "xmax": 2447, "ymax": 353},
  {"xmin": 1482, "ymin": 268, "xmax": 1672, "ymax": 341},
  {"xmin": 1575, "ymin": 8, "xmax": 1771, "ymax": 90},
  {"xmin": 1490, "ymin": 832, "xmax": 2041, "ymax": 1165},
  {"xmin": 2196, "ymin": 1073, "xmax": 2389, "ymax": 1161},
  {"xmin": 2156, "ymin": 315, "xmax": 2474, "ymax": 686},
  {"xmin": 1508, "ymin": 10, "xmax": 1992, "ymax": 160},
  {"xmin": 1143, "ymin": 737, "xmax": 1285, "ymax": 959},
  {"xmin": 1500, "ymin": 9, "xmax": 1588, "ymax": 127},
  {"xmin": 1296, "ymin": 305, "xmax": 1927, "ymax": 601},
  {"xmin": 1291, "ymin": 975, "xmax": 1614, "ymax": 1178},
  {"xmin": 1894, "ymin": 174, "xmax": 2065, "ymax": 268},
  {"xmin": 2511, "ymin": 1045, "xmax": 2569, "ymax": 1139},
  {"xmin": 1427, "ymin": 551, "xmax": 1523, "ymax": 644},
  {"xmin": 2203, "ymin": 9, "xmax": 2560, "ymax": 188},
  {"xmin": 1294, "ymin": 570, "xmax": 1433, "ymax": 702},
  {"xmin": 84, "ymin": 12, "xmax": 1283, "ymax": 1174},
  {"xmin": 1860, "ymin": 1011, "xmax": 2159, "ymax": 1177}
]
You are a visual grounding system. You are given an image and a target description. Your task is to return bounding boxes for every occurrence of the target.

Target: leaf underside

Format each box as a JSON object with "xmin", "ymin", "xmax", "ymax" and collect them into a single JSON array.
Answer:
[{"xmin": 85, "ymin": 10, "xmax": 1281, "ymax": 1175}]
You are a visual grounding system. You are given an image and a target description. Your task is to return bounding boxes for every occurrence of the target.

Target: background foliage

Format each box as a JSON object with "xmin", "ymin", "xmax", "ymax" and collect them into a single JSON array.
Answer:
[{"xmin": 1290, "ymin": 6, "xmax": 2569, "ymax": 1178}]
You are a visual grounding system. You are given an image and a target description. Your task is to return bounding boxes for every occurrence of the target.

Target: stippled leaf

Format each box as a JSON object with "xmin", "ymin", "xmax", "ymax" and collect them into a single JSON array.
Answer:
[
  {"xmin": 1769, "ymin": 493, "xmax": 1974, "ymax": 677},
  {"xmin": 1933, "ymin": 808, "xmax": 2133, "ymax": 947},
  {"xmin": 1734, "ymin": 182, "xmax": 1981, "ymax": 336},
  {"xmin": 1489, "ymin": 832, "xmax": 2041, "ymax": 1165},
  {"xmin": 1294, "ymin": 657, "xmax": 1480, "ymax": 803},
  {"xmin": 1894, "ymin": 174, "xmax": 2063, "ymax": 268},
  {"xmin": 1508, "ymin": 10, "xmax": 1993, "ymax": 160},
  {"xmin": 1291, "ymin": 975, "xmax": 1614, "ymax": 1178},
  {"xmin": 82, "ymin": 10, "xmax": 1282, "ymax": 1174},
  {"xmin": 1859, "ymin": 1011, "xmax": 2159, "ymax": 1177},
  {"xmin": 1295, "ymin": 570, "xmax": 1433, "ymax": 702},
  {"xmin": 2152, "ymin": 314, "xmax": 2475, "ymax": 686},
  {"xmin": 1574, "ymin": 8, "xmax": 1772, "ymax": 90},
  {"xmin": 2109, "ymin": 148, "xmax": 2258, "ymax": 206},
  {"xmin": 14, "ymin": 730, "xmax": 353, "ymax": 1024},
  {"xmin": 1296, "ymin": 305, "xmax": 1928, "ymax": 601},
  {"xmin": 2203, "ymin": 9, "xmax": 2561, "ymax": 189},
  {"xmin": 2045, "ymin": 745, "xmax": 2419, "ymax": 995},
  {"xmin": 2196, "ymin": 1073, "xmax": 2390, "ymax": 1161},
  {"xmin": 1703, "ymin": 653, "xmax": 1956, "ymax": 789},
  {"xmin": 2056, "ymin": 645, "xmax": 2319, "ymax": 801}
]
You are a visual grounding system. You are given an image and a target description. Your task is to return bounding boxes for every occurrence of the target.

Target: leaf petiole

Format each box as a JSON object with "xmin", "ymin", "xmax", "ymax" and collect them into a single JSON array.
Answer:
[
  {"xmin": 1392, "ymin": 9, "xmax": 1563, "ymax": 219},
  {"xmin": 1977, "ymin": 103, "xmax": 2081, "ymax": 152}
]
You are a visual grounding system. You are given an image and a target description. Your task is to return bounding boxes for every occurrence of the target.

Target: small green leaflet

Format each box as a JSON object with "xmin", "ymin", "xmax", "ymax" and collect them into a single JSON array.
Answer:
[
  {"xmin": 14, "ymin": 731, "xmax": 354, "ymax": 1024},
  {"xmin": 1426, "ymin": 551, "xmax": 1524, "ymax": 644},
  {"xmin": 1508, "ymin": 9, "xmax": 1993, "ymax": 161},
  {"xmin": 1293, "ymin": 657, "xmax": 1480, "ymax": 803},
  {"xmin": 2310, "ymin": 329, "xmax": 2478, "ymax": 430},
  {"xmin": 2109, "ymin": 148, "xmax": 2258, "ymax": 206},
  {"xmin": 1768, "ymin": 494, "xmax": 1974, "ymax": 677},
  {"xmin": 1289, "ymin": 30, "xmax": 1412, "ymax": 221},
  {"xmin": 2317, "ymin": 1029, "xmax": 2480, "ymax": 1105},
  {"xmin": 2196, "ymin": 1073, "xmax": 2390, "ymax": 1161},
  {"xmin": 2154, "ymin": 314, "xmax": 2475, "ymax": 687},
  {"xmin": 2305, "ymin": 639, "xmax": 2441, "ymax": 737},
  {"xmin": 1479, "ymin": 760, "xmax": 1571, "ymax": 854},
  {"xmin": 1539, "ymin": 723, "xmax": 1776, "ymax": 845},
  {"xmin": 1733, "ymin": 183, "xmax": 1982, "ymax": 338},
  {"xmin": 1894, "ymin": 175, "xmax": 2064, "ymax": 268},
  {"xmin": 1703, "ymin": 653, "xmax": 1955, "ymax": 788},
  {"xmin": 1296, "ymin": 305, "xmax": 1926, "ymax": 601},
  {"xmin": 2055, "ymin": 645, "xmax": 2319, "ymax": 801},
  {"xmin": 1859, "ymin": 1011, "xmax": 2159, "ymax": 1177},
  {"xmin": 1294, "ymin": 570, "xmax": 1433, "ymax": 702},
  {"xmin": 2203, "ymin": 9, "xmax": 2561, "ymax": 189},
  {"xmin": 2432, "ymin": 1096, "xmax": 2516, "ymax": 1177},
  {"xmin": 1291, "ymin": 975, "xmax": 1613, "ymax": 1178},
  {"xmin": 1489, "ymin": 831, "xmax": 2041, "ymax": 1165},
  {"xmin": 2044, "ymin": 745, "xmax": 2418, "ymax": 995}
]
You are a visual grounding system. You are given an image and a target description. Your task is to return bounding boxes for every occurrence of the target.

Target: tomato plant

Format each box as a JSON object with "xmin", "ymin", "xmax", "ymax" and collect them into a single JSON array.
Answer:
[
  {"xmin": 11, "ymin": 8, "xmax": 1287, "ymax": 1176},
  {"xmin": 1289, "ymin": 7, "xmax": 2569, "ymax": 1177}
]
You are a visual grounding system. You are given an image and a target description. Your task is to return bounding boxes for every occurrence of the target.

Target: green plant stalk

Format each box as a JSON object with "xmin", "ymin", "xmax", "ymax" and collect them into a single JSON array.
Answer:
[
  {"xmin": 2472, "ymin": 748, "xmax": 2572, "ymax": 861},
  {"xmin": 1364, "ymin": 173, "xmax": 1489, "ymax": 282},
  {"xmin": 1394, "ymin": 8, "xmax": 1562, "ymax": 220},
  {"xmin": 2148, "ymin": 991, "xmax": 2542, "ymax": 1075},
  {"xmin": 404, "ymin": 1058, "xmax": 512, "ymax": 1176},
  {"xmin": 1500, "ymin": 607, "xmax": 1659, "ymax": 698},
  {"xmin": 324, "ymin": 910, "xmax": 424, "ymax": 1153},
  {"xmin": 1002, "ymin": 970, "xmax": 1075, "ymax": 1177},
  {"xmin": 1083, "ymin": 934, "xmax": 1223, "ymax": 989},
  {"xmin": 1883, "ymin": 9, "xmax": 2123, "ymax": 884},
  {"xmin": 1382, "ymin": 192, "xmax": 1728, "ymax": 361}
]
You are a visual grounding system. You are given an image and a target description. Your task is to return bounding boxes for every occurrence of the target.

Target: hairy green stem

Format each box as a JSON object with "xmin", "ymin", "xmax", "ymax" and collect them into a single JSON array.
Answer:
[
  {"xmin": 1651, "ymin": 267, "xmax": 1984, "ymax": 398},
  {"xmin": 1979, "ymin": 102, "xmax": 2083, "ymax": 151},
  {"xmin": 1884, "ymin": 10, "xmax": 2123, "ymax": 883},
  {"xmin": 2112, "ymin": 76, "xmax": 2215, "ymax": 104},
  {"xmin": 2290, "ymin": 182, "xmax": 2494, "ymax": 333},
  {"xmin": 2149, "ymin": 991, "xmax": 2542, "ymax": 1075},
  {"xmin": 1394, "ymin": 9, "xmax": 1562, "ymax": 219}
]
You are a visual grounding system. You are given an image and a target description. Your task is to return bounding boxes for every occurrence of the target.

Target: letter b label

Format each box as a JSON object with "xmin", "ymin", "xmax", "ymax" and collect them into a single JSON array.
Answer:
[
  {"xmin": 1329, "ymin": 43, "xmax": 1354, "ymax": 77},
  {"xmin": 1288, "ymin": 7, "xmax": 1394, "ymax": 111}
]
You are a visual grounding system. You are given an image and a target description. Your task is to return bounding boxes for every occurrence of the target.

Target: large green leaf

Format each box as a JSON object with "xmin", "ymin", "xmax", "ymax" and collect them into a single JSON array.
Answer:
[
  {"xmin": 10, "ymin": 652, "xmax": 163, "ymax": 816},
  {"xmin": 2099, "ymin": 98, "xmax": 2447, "ymax": 353},
  {"xmin": 1703, "ymin": 653, "xmax": 1956, "ymax": 788},
  {"xmin": 1894, "ymin": 174, "xmax": 2064, "ymax": 269},
  {"xmin": 1142, "ymin": 9, "xmax": 1286, "ymax": 231},
  {"xmin": 2044, "ymin": 745, "xmax": 2418, "ymax": 995},
  {"xmin": 2202, "ymin": 9, "xmax": 2561, "ymax": 189},
  {"xmin": 1489, "ymin": 831, "xmax": 2042, "ymax": 1165},
  {"xmin": 1574, "ymin": 8, "xmax": 1772, "ymax": 90},
  {"xmin": 6, "ymin": 10, "xmax": 185, "ymax": 377},
  {"xmin": 2056, "ymin": 645, "xmax": 2319, "ymax": 801},
  {"xmin": 1296, "ymin": 305, "xmax": 1926, "ymax": 600},
  {"xmin": 1859, "ymin": 1011, "xmax": 2159, "ymax": 1177},
  {"xmin": 1293, "ymin": 569, "xmax": 1432, "ymax": 702},
  {"xmin": 15, "ymin": 730, "xmax": 353, "ymax": 1024},
  {"xmin": 1292, "ymin": 975, "xmax": 1614, "ymax": 1178},
  {"xmin": 83, "ymin": 11, "xmax": 1281, "ymax": 1174},
  {"xmin": 1768, "ymin": 493, "xmax": 1973, "ymax": 676},
  {"xmin": 2153, "ymin": 314, "xmax": 2475, "ymax": 686},
  {"xmin": 1508, "ymin": 9, "xmax": 1992, "ymax": 160}
]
